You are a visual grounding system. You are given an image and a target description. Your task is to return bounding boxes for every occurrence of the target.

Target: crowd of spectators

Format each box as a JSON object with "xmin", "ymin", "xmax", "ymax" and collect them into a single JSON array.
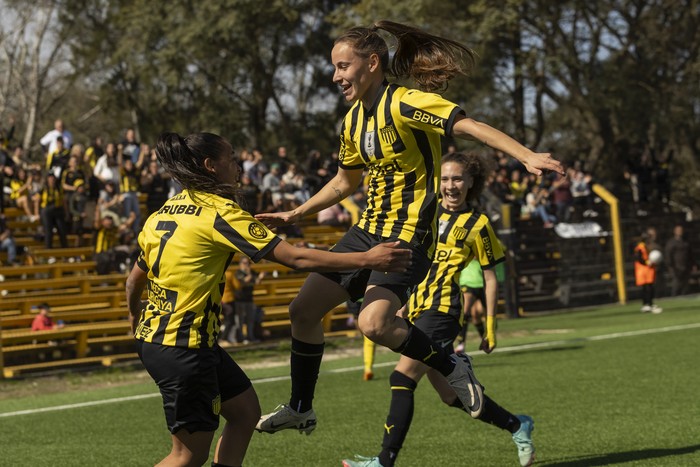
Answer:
[{"xmin": 0, "ymin": 117, "xmax": 350, "ymax": 269}]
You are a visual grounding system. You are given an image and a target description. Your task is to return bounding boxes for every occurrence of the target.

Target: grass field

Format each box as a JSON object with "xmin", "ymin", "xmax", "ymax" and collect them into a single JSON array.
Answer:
[{"xmin": 1, "ymin": 297, "xmax": 699, "ymax": 466}]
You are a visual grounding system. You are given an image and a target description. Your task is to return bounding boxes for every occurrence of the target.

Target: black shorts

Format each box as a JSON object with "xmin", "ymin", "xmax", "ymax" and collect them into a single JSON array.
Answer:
[
  {"xmin": 462, "ymin": 286, "xmax": 486, "ymax": 308},
  {"xmin": 137, "ymin": 340, "xmax": 251, "ymax": 434},
  {"xmin": 320, "ymin": 226, "xmax": 432, "ymax": 305},
  {"xmin": 412, "ymin": 312, "xmax": 461, "ymax": 354}
]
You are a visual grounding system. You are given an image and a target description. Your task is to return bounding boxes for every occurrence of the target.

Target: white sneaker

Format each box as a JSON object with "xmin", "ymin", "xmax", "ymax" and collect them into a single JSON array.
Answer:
[
  {"xmin": 446, "ymin": 353, "xmax": 484, "ymax": 418},
  {"xmin": 650, "ymin": 305, "xmax": 663, "ymax": 314},
  {"xmin": 640, "ymin": 305, "xmax": 652, "ymax": 313},
  {"xmin": 255, "ymin": 403, "xmax": 317, "ymax": 435}
]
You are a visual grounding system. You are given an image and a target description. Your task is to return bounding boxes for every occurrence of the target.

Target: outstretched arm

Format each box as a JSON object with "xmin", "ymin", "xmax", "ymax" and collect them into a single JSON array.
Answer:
[
  {"xmin": 452, "ymin": 116, "xmax": 564, "ymax": 176},
  {"xmin": 480, "ymin": 268, "xmax": 498, "ymax": 354},
  {"xmin": 255, "ymin": 167, "xmax": 363, "ymax": 228}
]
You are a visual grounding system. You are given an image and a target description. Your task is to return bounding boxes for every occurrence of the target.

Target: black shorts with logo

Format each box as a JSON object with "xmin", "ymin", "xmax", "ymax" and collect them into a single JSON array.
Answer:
[
  {"xmin": 137, "ymin": 340, "xmax": 251, "ymax": 434},
  {"xmin": 320, "ymin": 225, "xmax": 432, "ymax": 305},
  {"xmin": 412, "ymin": 311, "xmax": 461, "ymax": 354}
]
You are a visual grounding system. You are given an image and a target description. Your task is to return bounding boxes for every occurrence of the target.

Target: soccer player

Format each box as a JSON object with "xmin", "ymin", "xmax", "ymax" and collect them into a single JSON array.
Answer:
[
  {"xmin": 255, "ymin": 20, "xmax": 562, "ymax": 435},
  {"xmin": 342, "ymin": 153, "xmax": 535, "ymax": 467},
  {"xmin": 125, "ymin": 132, "xmax": 411, "ymax": 467}
]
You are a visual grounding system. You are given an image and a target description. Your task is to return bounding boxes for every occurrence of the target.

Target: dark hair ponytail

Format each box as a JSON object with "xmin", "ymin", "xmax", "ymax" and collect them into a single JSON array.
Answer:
[
  {"xmin": 335, "ymin": 20, "xmax": 476, "ymax": 92},
  {"xmin": 155, "ymin": 132, "xmax": 237, "ymax": 202}
]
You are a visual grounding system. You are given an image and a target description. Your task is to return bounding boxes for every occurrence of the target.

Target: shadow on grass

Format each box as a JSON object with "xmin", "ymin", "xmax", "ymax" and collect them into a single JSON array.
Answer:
[{"xmin": 540, "ymin": 444, "xmax": 700, "ymax": 466}]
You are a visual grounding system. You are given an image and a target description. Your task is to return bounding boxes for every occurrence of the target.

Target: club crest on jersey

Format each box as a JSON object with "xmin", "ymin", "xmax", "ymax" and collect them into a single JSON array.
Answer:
[
  {"xmin": 379, "ymin": 124, "xmax": 398, "ymax": 145},
  {"xmin": 364, "ymin": 131, "xmax": 376, "ymax": 157},
  {"xmin": 248, "ymin": 222, "xmax": 268, "ymax": 239},
  {"xmin": 453, "ymin": 226, "xmax": 468, "ymax": 241}
]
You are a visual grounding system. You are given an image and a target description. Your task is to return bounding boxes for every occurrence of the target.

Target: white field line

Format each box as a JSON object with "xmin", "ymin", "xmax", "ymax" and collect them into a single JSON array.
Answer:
[{"xmin": 1, "ymin": 322, "xmax": 698, "ymax": 419}]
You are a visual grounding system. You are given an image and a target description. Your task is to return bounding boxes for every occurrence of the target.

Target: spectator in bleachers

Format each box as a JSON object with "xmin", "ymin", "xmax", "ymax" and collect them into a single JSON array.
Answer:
[
  {"xmin": 273, "ymin": 145, "xmax": 290, "ymax": 174},
  {"xmin": 31, "ymin": 303, "xmax": 64, "ymax": 331},
  {"xmin": 45, "ymin": 135, "xmax": 70, "ymax": 179},
  {"xmin": 0, "ymin": 213, "xmax": 18, "ymax": 265},
  {"xmin": 61, "ymin": 155, "xmax": 86, "ymax": 208},
  {"xmin": 140, "ymin": 158, "xmax": 171, "ymax": 215},
  {"xmin": 39, "ymin": 119, "xmax": 72, "ymax": 154},
  {"xmin": 261, "ymin": 163, "xmax": 283, "ymax": 204},
  {"xmin": 665, "ymin": 224, "xmax": 696, "ymax": 297},
  {"xmin": 1, "ymin": 144, "xmax": 15, "ymax": 213},
  {"xmin": 40, "ymin": 173, "xmax": 68, "ymax": 249},
  {"xmin": 9, "ymin": 167, "xmax": 39, "ymax": 221},
  {"xmin": 219, "ymin": 267, "xmax": 241, "ymax": 345},
  {"xmin": 93, "ymin": 211, "xmax": 119, "ymax": 275},
  {"xmin": 118, "ymin": 147, "xmax": 143, "ymax": 233},
  {"xmin": 317, "ymin": 203, "xmax": 351, "ymax": 226},
  {"xmin": 304, "ymin": 149, "xmax": 332, "ymax": 195},
  {"xmin": 120, "ymin": 128, "xmax": 140, "ymax": 164},
  {"xmin": 234, "ymin": 257, "xmax": 266, "ymax": 344},
  {"xmin": 522, "ymin": 184, "xmax": 556, "ymax": 228},
  {"xmin": 550, "ymin": 171, "xmax": 573, "ymax": 223},
  {"xmin": 508, "ymin": 169, "xmax": 528, "ymax": 212},
  {"xmin": 281, "ymin": 163, "xmax": 311, "ymax": 205},
  {"xmin": 84, "ymin": 136, "xmax": 105, "ymax": 200},
  {"xmin": 489, "ymin": 168, "xmax": 513, "ymax": 203},
  {"xmin": 93, "ymin": 142, "xmax": 121, "ymax": 196},
  {"xmin": 97, "ymin": 181, "xmax": 136, "ymax": 234},
  {"xmin": 238, "ymin": 173, "xmax": 261, "ymax": 215},
  {"xmin": 570, "ymin": 168, "xmax": 597, "ymax": 219},
  {"xmin": 68, "ymin": 180, "xmax": 88, "ymax": 246}
]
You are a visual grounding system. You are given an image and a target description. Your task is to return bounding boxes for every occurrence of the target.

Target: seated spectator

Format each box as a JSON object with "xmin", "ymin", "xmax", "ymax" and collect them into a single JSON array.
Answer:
[
  {"xmin": 10, "ymin": 167, "xmax": 39, "ymax": 222},
  {"xmin": 97, "ymin": 181, "xmax": 135, "ymax": 233},
  {"xmin": 261, "ymin": 163, "xmax": 283, "ymax": 203},
  {"xmin": 317, "ymin": 203, "xmax": 351, "ymax": 226},
  {"xmin": 31, "ymin": 303, "xmax": 64, "ymax": 331},
  {"xmin": 523, "ymin": 185, "xmax": 556, "ymax": 228},
  {"xmin": 550, "ymin": 172, "xmax": 573, "ymax": 223},
  {"xmin": 0, "ymin": 214, "xmax": 18, "ymax": 265}
]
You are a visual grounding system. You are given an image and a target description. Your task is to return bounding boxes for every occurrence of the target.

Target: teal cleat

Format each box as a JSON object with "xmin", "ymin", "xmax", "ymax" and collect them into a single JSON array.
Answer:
[
  {"xmin": 512, "ymin": 415, "xmax": 535, "ymax": 466},
  {"xmin": 342, "ymin": 455, "xmax": 384, "ymax": 467}
]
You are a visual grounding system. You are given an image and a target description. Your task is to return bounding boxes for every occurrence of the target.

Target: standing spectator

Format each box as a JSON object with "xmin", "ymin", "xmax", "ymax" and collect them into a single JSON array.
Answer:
[
  {"xmin": 61, "ymin": 155, "xmax": 86, "ymax": 215},
  {"xmin": 68, "ymin": 180, "xmax": 89, "ymax": 246},
  {"xmin": 31, "ymin": 303, "xmax": 65, "ymax": 331},
  {"xmin": 634, "ymin": 227, "xmax": 662, "ymax": 313},
  {"xmin": 219, "ymin": 267, "xmax": 241, "ymax": 345},
  {"xmin": 93, "ymin": 212, "xmax": 119, "ymax": 275},
  {"xmin": 304, "ymin": 149, "xmax": 332, "ymax": 195},
  {"xmin": 121, "ymin": 128, "xmax": 141, "ymax": 164},
  {"xmin": 118, "ymin": 148, "xmax": 143, "ymax": 234},
  {"xmin": 550, "ymin": 172, "xmax": 573, "ymax": 223},
  {"xmin": 45, "ymin": 136, "xmax": 70, "ymax": 179},
  {"xmin": 0, "ymin": 214, "xmax": 18, "ymax": 265},
  {"xmin": 237, "ymin": 173, "xmax": 260, "ymax": 215},
  {"xmin": 234, "ymin": 257, "xmax": 265, "ymax": 343},
  {"xmin": 273, "ymin": 145, "xmax": 290, "ymax": 174},
  {"xmin": 39, "ymin": 119, "xmax": 72, "ymax": 154},
  {"xmin": 261, "ymin": 163, "xmax": 283, "ymax": 203},
  {"xmin": 570, "ymin": 169, "xmax": 596, "ymax": 219},
  {"xmin": 0, "ymin": 143, "xmax": 15, "ymax": 213},
  {"xmin": 93, "ymin": 143, "xmax": 121, "ymax": 196},
  {"xmin": 40, "ymin": 173, "xmax": 68, "ymax": 249},
  {"xmin": 508, "ymin": 169, "xmax": 527, "ymax": 212},
  {"xmin": 664, "ymin": 224, "xmax": 696, "ymax": 296},
  {"xmin": 140, "ymin": 159, "xmax": 171, "ymax": 215}
]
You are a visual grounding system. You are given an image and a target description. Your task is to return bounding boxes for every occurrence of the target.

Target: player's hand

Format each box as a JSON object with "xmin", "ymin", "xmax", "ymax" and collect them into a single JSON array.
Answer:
[
  {"xmin": 255, "ymin": 210, "xmax": 302, "ymax": 228},
  {"xmin": 481, "ymin": 315, "xmax": 497, "ymax": 353},
  {"xmin": 479, "ymin": 335, "xmax": 496, "ymax": 354},
  {"xmin": 365, "ymin": 241, "xmax": 412, "ymax": 272},
  {"xmin": 522, "ymin": 152, "xmax": 564, "ymax": 176}
]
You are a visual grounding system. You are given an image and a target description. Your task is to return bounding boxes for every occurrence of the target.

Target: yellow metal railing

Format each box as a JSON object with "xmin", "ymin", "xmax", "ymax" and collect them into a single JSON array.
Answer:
[{"xmin": 592, "ymin": 184, "xmax": 627, "ymax": 304}]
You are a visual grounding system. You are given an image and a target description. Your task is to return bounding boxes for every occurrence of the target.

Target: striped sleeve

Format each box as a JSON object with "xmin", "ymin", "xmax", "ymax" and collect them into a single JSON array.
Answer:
[{"xmin": 213, "ymin": 204, "xmax": 281, "ymax": 262}]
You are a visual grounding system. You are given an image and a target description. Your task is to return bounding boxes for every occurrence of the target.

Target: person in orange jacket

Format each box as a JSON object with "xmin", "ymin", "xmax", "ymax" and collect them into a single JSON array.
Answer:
[{"xmin": 634, "ymin": 227, "xmax": 662, "ymax": 313}]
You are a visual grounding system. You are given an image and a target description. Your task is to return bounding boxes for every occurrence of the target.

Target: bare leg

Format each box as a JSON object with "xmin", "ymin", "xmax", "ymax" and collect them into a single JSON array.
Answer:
[
  {"xmin": 214, "ymin": 386, "xmax": 260, "ymax": 467},
  {"xmin": 289, "ymin": 273, "xmax": 349, "ymax": 343},
  {"xmin": 157, "ymin": 429, "xmax": 214, "ymax": 467}
]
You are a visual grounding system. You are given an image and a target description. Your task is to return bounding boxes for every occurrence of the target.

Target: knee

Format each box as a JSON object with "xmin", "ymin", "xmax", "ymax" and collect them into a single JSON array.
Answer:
[
  {"xmin": 288, "ymin": 298, "xmax": 324, "ymax": 327},
  {"xmin": 357, "ymin": 313, "xmax": 389, "ymax": 342}
]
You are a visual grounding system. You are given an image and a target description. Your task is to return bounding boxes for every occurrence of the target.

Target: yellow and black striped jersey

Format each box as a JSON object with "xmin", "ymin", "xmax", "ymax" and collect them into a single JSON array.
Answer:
[
  {"xmin": 134, "ymin": 189, "xmax": 280, "ymax": 348},
  {"xmin": 40, "ymin": 186, "xmax": 62, "ymax": 208},
  {"xmin": 94, "ymin": 226, "xmax": 117, "ymax": 254},
  {"xmin": 407, "ymin": 206, "xmax": 505, "ymax": 323},
  {"xmin": 338, "ymin": 82, "xmax": 464, "ymax": 254}
]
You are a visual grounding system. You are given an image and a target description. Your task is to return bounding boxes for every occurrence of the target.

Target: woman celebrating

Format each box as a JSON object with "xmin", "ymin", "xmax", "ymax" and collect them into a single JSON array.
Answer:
[
  {"xmin": 125, "ymin": 132, "xmax": 410, "ymax": 467},
  {"xmin": 342, "ymin": 153, "xmax": 534, "ymax": 467},
  {"xmin": 255, "ymin": 20, "xmax": 562, "ymax": 435}
]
